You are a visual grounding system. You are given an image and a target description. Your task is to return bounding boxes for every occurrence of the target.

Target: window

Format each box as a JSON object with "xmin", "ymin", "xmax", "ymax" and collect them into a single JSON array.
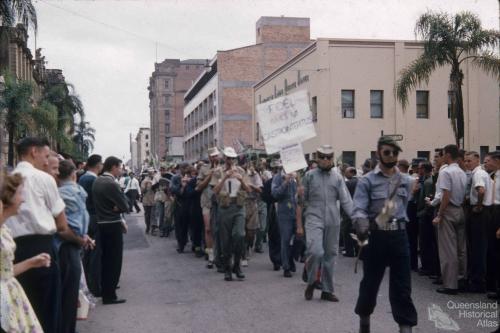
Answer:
[
  {"xmin": 164, "ymin": 79, "xmax": 169, "ymax": 89},
  {"xmin": 164, "ymin": 95, "xmax": 170, "ymax": 106},
  {"xmin": 416, "ymin": 91, "xmax": 429, "ymax": 119},
  {"xmin": 165, "ymin": 110, "xmax": 170, "ymax": 122},
  {"xmin": 256, "ymin": 123, "xmax": 260, "ymax": 142},
  {"xmin": 341, "ymin": 90, "xmax": 355, "ymax": 118},
  {"xmin": 480, "ymin": 146, "xmax": 489, "ymax": 162},
  {"xmin": 447, "ymin": 91, "xmax": 452, "ymax": 119},
  {"xmin": 145, "ymin": 134, "xmax": 149, "ymax": 140},
  {"xmin": 342, "ymin": 151, "xmax": 356, "ymax": 167},
  {"xmin": 370, "ymin": 90, "xmax": 383, "ymax": 118},
  {"xmin": 146, "ymin": 142, "xmax": 149, "ymax": 148},
  {"xmin": 417, "ymin": 151, "xmax": 430, "ymax": 160},
  {"xmin": 185, "ymin": 65, "xmax": 190, "ymax": 70},
  {"xmin": 165, "ymin": 124, "xmax": 170, "ymax": 134},
  {"xmin": 311, "ymin": 96, "xmax": 318, "ymax": 122}
]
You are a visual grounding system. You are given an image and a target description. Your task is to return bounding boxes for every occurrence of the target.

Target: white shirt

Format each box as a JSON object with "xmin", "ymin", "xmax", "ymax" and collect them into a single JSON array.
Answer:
[
  {"xmin": 470, "ymin": 166, "xmax": 493, "ymax": 206},
  {"xmin": 439, "ymin": 163, "xmax": 467, "ymax": 207},
  {"xmin": 125, "ymin": 177, "xmax": 141, "ymax": 195},
  {"xmin": 431, "ymin": 164, "xmax": 448, "ymax": 207},
  {"xmin": 6, "ymin": 161, "xmax": 66, "ymax": 238}
]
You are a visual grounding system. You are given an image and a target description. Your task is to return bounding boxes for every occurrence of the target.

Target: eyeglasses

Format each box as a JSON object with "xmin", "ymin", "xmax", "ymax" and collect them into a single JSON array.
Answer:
[
  {"xmin": 381, "ymin": 149, "xmax": 399, "ymax": 157},
  {"xmin": 318, "ymin": 154, "xmax": 333, "ymax": 161}
]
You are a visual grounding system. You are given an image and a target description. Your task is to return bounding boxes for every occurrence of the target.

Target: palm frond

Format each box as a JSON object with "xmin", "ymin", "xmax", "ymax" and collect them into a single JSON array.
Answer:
[
  {"xmin": 12, "ymin": 0, "xmax": 37, "ymax": 33},
  {"xmin": 469, "ymin": 52, "xmax": 500, "ymax": 80},
  {"xmin": 395, "ymin": 54, "xmax": 438, "ymax": 109}
]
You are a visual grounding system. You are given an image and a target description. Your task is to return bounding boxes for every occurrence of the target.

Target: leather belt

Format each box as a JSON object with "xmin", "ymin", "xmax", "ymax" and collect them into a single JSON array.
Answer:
[{"xmin": 370, "ymin": 218, "xmax": 406, "ymax": 231}]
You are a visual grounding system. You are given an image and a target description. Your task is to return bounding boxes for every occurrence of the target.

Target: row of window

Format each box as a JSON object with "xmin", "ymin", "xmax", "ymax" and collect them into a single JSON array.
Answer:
[
  {"xmin": 184, "ymin": 124, "xmax": 217, "ymax": 160},
  {"xmin": 185, "ymin": 92, "xmax": 217, "ymax": 134},
  {"xmin": 340, "ymin": 90, "xmax": 448, "ymax": 119}
]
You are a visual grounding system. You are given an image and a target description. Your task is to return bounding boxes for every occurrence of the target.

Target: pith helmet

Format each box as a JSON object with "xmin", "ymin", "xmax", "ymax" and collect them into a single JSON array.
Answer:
[
  {"xmin": 223, "ymin": 147, "xmax": 238, "ymax": 158},
  {"xmin": 316, "ymin": 144, "xmax": 334, "ymax": 156},
  {"xmin": 378, "ymin": 136, "xmax": 402, "ymax": 152},
  {"xmin": 208, "ymin": 147, "xmax": 220, "ymax": 157}
]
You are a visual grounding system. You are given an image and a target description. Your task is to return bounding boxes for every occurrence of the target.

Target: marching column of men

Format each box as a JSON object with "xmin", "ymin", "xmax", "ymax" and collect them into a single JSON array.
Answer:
[{"xmin": 163, "ymin": 142, "xmax": 500, "ymax": 333}]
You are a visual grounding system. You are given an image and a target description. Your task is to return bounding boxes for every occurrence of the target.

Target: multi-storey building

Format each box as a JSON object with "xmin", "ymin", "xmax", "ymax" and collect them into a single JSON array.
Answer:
[
  {"xmin": 253, "ymin": 38, "xmax": 500, "ymax": 166},
  {"xmin": 148, "ymin": 59, "xmax": 207, "ymax": 161},
  {"xmin": 136, "ymin": 127, "xmax": 151, "ymax": 170},
  {"xmin": 0, "ymin": 24, "xmax": 48, "ymax": 164},
  {"xmin": 183, "ymin": 16, "xmax": 312, "ymax": 161}
]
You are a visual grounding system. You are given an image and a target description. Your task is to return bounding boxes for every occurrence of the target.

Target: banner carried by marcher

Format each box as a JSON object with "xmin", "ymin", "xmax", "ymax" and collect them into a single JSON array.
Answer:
[
  {"xmin": 256, "ymin": 90, "xmax": 316, "ymax": 154},
  {"xmin": 280, "ymin": 143, "xmax": 308, "ymax": 174}
]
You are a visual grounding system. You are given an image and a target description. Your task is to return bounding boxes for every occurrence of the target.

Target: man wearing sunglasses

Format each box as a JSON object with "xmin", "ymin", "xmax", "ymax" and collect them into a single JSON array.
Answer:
[
  {"xmin": 212, "ymin": 147, "xmax": 251, "ymax": 282},
  {"xmin": 352, "ymin": 136, "xmax": 417, "ymax": 333},
  {"xmin": 297, "ymin": 144, "xmax": 354, "ymax": 302}
]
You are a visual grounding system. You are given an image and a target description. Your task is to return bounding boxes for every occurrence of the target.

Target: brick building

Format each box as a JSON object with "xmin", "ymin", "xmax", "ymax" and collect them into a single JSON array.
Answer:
[
  {"xmin": 183, "ymin": 16, "xmax": 312, "ymax": 161},
  {"xmin": 148, "ymin": 59, "xmax": 207, "ymax": 161}
]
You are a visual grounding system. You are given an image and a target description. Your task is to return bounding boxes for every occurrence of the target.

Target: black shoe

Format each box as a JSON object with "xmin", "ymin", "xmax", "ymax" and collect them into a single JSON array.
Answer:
[
  {"xmin": 232, "ymin": 265, "xmax": 245, "ymax": 279},
  {"xmin": 224, "ymin": 270, "xmax": 233, "ymax": 281},
  {"xmin": 487, "ymin": 292, "xmax": 499, "ymax": 300},
  {"xmin": 283, "ymin": 270, "xmax": 292, "ymax": 278},
  {"xmin": 103, "ymin": 298, "xmax": 126, "ymax": 305},
  {"xmin": 304, "ymin": 284, "xmax": 315, "ymax": 300},
  {"xmin": 436, "ymin": 287, "xmax": 458, "ymax": 295},
  {"xmin": 273, "ymin": 264, "xmax": 281, "ymax": 271},
  {"xmin": 176, "ymin": 248, "xmax": 184, "ymax": 254},
  {"xmin": 320, "ymin": 292, "xmax": 339, "ymax": 302},
  {"xmin": 206, "ymin": 261, "xmax": 214, "ymax": 269}
]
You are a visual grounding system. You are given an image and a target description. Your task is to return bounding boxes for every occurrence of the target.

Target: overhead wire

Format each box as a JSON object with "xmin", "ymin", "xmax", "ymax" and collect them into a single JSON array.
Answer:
[{"xmin": 36, "ymin": 0, "xmax": 191, "ymax": 58}]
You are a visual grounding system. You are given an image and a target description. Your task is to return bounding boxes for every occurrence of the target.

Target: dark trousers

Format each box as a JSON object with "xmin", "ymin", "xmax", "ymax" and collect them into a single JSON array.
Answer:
[
  {"xmin": 469, "ymin": 207, "xmax": 491, "ymax": 289},
  {"xmin": 418, "ymin": 212, "xmax": 440, "ymax": 275},
  {"xmin": 83, "ymin": 215, "xmax": 102, "ymax": 297},
  {"xmin": 144, "ymin": 205, "xmax": 154, "ymax": 232},
  {"xmin": 59, "ymin": 243, "xmax": 82, "ymax": 333},
  {"xmin": 98, "ymin": 223, "xmax": 123, "ymax": 301},
  {"xmin": 267, "ymin": 204, "xmax": 282, "ymax": 266},
  {"xmin": 406, "ymin": 202, "xmax": 419, "ymax": 270},
  {"xmin": 278, "ymin": 214, "xmax": 295, "ymax": 271},
  {"xmin": 212, "ymin": 202, "xmax": 223, "ymax": 267},
  {"xmin": 175, "ymin": 203, "xmax": 190, "ymax": 250},
  {"xmin": 190, "ymin": 204, "xmax": 204, "ymax": 249},
  {"xmin": 14, "ymin": 234, "xmax": 60, "ymax": 333},
  {"xmin": 341, "ymin": 216, "xmax": 357, "ymax": 256},
  {"xmin": 355, "ymin": 230, "xmax": 418, "ymax": 326},
  {"xmin": 126, "ymin": 190, "xmax": 141, "ymax": 213}
]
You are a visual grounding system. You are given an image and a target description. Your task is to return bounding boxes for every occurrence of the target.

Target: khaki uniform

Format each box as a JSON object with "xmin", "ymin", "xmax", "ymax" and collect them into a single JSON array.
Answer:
[{"xmin": 213, "ymin": 166, "xmax": 249, "ymax": 269}]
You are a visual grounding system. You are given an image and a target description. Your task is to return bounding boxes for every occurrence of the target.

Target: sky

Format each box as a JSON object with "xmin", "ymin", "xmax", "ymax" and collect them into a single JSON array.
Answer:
[{"xmin": 30, "ymin": 0, "xmax": 499, "ymax": 161}]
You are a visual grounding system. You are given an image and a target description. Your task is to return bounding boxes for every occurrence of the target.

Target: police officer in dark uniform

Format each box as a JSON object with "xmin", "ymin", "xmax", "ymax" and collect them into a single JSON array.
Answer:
[{"xmin": 352, "ymin": 136, "xmax": 417, "ymax": 333}]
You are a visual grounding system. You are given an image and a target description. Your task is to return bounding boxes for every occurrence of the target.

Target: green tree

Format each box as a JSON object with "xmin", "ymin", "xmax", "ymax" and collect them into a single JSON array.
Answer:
[
  {"xmin": 0, "ymin": 72, "xmax": 33, "ymax": 166},
  {"xmin": 42, "ymin": 82, "xmax": 84, "ymax": 151},
  {"xmin": 0, "ymin": 0, "xmax": 37, "ymax": 32},
  {"xmin": 395, "ymin": 11, "xmax": 500, "ymax": 147},
  {"xmin": 31, "ymin": 100, "xmax": 58, "ymax": 138},
  {"xmin": 73, "ymin": 116, "xmax": 95, "ymax": 159}
]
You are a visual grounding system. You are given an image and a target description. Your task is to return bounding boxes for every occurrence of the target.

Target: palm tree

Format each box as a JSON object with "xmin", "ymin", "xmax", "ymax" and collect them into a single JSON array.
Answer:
[
  {"xmin": 0, "ymin": 72, "xmax": 33, "ymax": 166},
  {"xmin": 31, "ymin": 100, "xmax": 58, "ymax": 138},
  {"xmin": 73, "ymin": 117, "xmax": 95, "ymax": 159},
  {"xmin": 0, "ymin": 0, "xmax": 37, "ymax": 32},
  {"xmin": 42, "ymin": 82, "xmax": 85, "ymax": 150},
  {"xmin": 395, "ymin": 11, "xmax": 500, "ymax": 147}
]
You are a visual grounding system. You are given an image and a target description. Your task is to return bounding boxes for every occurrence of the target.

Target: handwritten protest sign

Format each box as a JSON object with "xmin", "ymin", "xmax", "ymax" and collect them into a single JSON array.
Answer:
[
  {"xmin": 280, "ymin": 143, "xmax": 308, "ymax": 174},
  {"xmin": 256, "ymin": 90, "xmax": 316, "ymax": 154}
]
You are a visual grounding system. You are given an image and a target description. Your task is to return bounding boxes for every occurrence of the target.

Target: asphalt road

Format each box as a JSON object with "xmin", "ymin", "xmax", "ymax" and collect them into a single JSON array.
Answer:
[{"xmin": 77, "ymin": 213, "xmax": 498, "ymax": 333}]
